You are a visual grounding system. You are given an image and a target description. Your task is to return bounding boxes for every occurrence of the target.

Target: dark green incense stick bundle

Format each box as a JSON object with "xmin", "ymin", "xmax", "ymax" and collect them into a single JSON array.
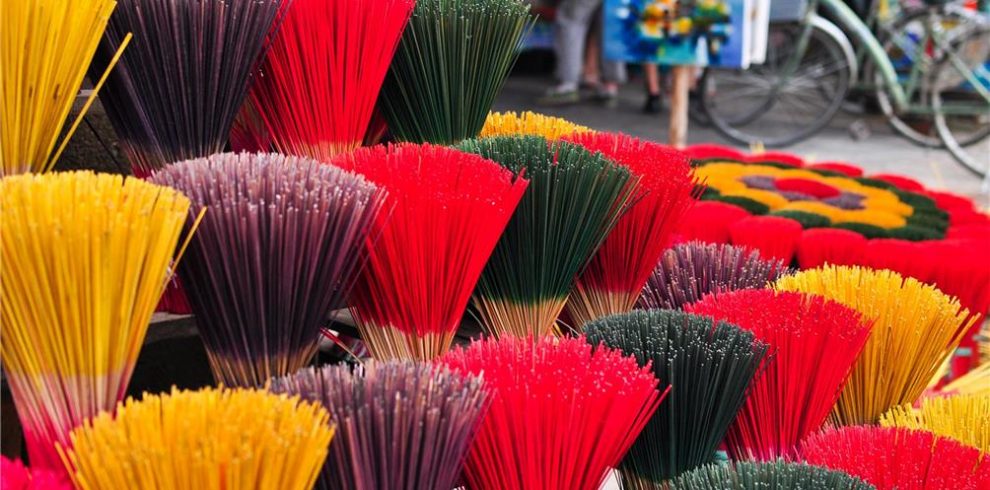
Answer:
[
  {"xmin": 584, "ymin": 310, "xmax": 768, "ymax": 487},
  {"xmin": 379, "ymin": 0, "xmax": 535, "ymax": 144},
  {"xmin": 456, "ymin": 136, "xmax": 637, "ymax": 337},
  {"xmin": 669, "ymin": 461, "xmax": 875, "ymax": 490}
]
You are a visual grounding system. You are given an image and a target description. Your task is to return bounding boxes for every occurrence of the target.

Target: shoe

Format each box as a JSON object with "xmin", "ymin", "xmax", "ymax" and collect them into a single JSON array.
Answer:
[
  {"xmin": 537, "ymin": 86, "xmax": 580, "ymax": 106},
  {"xmin": 642, "ymin": 94, "xmax": 662, "ymax": 114},
  {"xmin": 592, "ymin": 87, "xmax": 619, "ymax": 108}
]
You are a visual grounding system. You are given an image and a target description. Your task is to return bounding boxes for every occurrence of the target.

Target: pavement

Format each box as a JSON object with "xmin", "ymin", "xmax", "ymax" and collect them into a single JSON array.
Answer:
[{"xmin": 493, "ymin": 74, "xmax": 990, "ymax": 207}]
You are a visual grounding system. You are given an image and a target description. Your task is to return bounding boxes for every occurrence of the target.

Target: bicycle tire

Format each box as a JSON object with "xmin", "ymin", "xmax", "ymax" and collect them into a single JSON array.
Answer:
[
  {"xmin": 700, "ymin": 22, "xmax": 852, "ymax": 147},
  {"xmin": 933, "ymin": 26, "xmax": 990, "ymax": 179}
]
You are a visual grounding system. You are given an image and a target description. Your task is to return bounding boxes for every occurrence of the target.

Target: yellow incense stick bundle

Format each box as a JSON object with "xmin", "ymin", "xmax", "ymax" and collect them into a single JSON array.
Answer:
[
  {"xmin": 940, "ymin": 363, "xmax": 990, "ymax": 396},
  {"xmin": 59, "ymin": 387, "xmax": 334, "ymax": 490},
  {"xmin": 0, "ymin": 171, "xmax": 191, "ymax": 471},
  {"xmin": 775, "ymin": 265, "xmax": 974, "ymax": 425},
  {"xmin": 1, "ymin": 0, "xmax": 126, "ymax": 175},
  {"xmin": 880, "ymin": 394, "xmax": 990, "ymax": 453},
  {"xmin": 480, "ymin": 111, "xmax": 593, "ymax": 140}
]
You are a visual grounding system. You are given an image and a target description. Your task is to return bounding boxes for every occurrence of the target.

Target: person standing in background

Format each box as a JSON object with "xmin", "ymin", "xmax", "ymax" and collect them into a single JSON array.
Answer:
[{"xmin": 539, "ymin": 0, "xmax": 626, "ymax": 106}]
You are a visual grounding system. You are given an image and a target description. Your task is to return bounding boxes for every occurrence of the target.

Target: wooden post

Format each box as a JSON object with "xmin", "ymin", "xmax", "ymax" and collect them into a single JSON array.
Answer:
[{"xmin": 668, "ymin": 65, "xmax": 692, "ymax": 148}]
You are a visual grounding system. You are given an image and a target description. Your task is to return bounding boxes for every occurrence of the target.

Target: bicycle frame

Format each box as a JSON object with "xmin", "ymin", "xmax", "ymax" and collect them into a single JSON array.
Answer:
[{"xmin": 807, "ymin": 0, "xmax": 990, "ymax": 112}]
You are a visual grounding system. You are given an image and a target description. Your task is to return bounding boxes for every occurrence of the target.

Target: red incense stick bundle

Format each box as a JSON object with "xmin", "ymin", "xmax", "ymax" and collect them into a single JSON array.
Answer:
[
  {"xmin": 729, "ymin": 216, "xmax": 803, "ymax": 262},
  {"xmin": 802, "ymin": 426, "xmax": 990, "ymax": 489},
  {"xmin": 562, "ymin": 132, "xmax": 697, "ymax": 328},
  {"xmin": 686, "ymin": 289, "xmax": 873, "ymax": 460},
  {"xmin": 246, "ymin": 0, "xmax": 414, "ymax": 160},
  {"xmin": 675, "ymin": 201, "xmax": 750, "ymax": 243},
  {"xmin": 332, "ymin": 144, "xmax": 528, "ymax": 360},
  {"xmin": 441, "ymin": 336, "xmax": 665, "ymax": 490},
  {"xmin": 795, "ymin": 228, "xmax": 868, "ymax": 269}
]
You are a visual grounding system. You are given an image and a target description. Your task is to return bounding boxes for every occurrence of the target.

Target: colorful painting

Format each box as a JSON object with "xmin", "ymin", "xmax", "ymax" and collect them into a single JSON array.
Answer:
[{"xmin": 603, "ymin": 0, "xmax": 755, "ymax": 67}]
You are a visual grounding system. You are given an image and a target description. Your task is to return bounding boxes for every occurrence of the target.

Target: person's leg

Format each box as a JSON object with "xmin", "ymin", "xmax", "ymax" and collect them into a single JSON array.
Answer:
[
  {"xmin": 596, "ymin": 57, "xmax": 626, "ymax": 107},
  {"xmin": 583, "ymin": 26, "xmax": 601, "ymax": 87},
  {"xmin": 541, "ymin": 0, "xmax": 600, "ymax": 104},
  {"xmin": 643, "ymin": 63, "xmax": 662, "ymax": 113}
]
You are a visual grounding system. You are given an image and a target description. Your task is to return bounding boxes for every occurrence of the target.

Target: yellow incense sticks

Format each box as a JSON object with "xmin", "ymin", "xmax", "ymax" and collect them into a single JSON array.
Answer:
[
  {"xmin": 880, "ymin": 394, "xmax": 990, "ymax": 453},
  {"xmin": 775, "ymin": 265, "xmax": 974, "ymax": 425},
  {"xmin": 59, "ymin": 387, "xmax": 334, "ymax": 490},
  {"xmin": 940, "ymin": 363, "xmax": 990, "ymax": 396},
  {"xmin": 1, "ymin": 0, "xmax": 129, "ymax": 175},
  {"xmin": 480, "ymin": 111, "xmax": 593, "ymax": 140},
  {"xmin": 0, "ymin": 171, "xmax": 191, "ymax": 470}
]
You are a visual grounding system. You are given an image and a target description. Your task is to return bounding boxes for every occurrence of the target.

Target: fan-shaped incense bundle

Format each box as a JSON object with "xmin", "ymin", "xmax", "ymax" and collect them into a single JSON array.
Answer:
[
  {"xmin": 584, "ymin": 310, "xmax": 768, "ymax": 486},
  {"xmin": 246, "ymin": 0, "xmax": 414, "ymax": 160},
  {"xmin": 795, "ymin": 228, "xmax": 868, "ymax": 268},
  {"xmin": 940, "ymin": 362, "xmax": 990, "ymax": 396},
  {"xmin": 441, "ymin": 336, "xmax": 664, "ymax": 490},
  {"xmin": 880, "ymin": 394, "xmax": 989, "ymax": 453},
  {"xmin": 456, "ymin": 136, "xmax": 636, "ymax": 337},
  {"xmin": 480, "ymin": 111, "xmax": 593, "ymax": 140},
  {"xmin": 58, "ymin": 387, "xmax": 333, "ymax": 490},
  {"xmin": 91, "ymin": 0, "xmax": 284, "ymax": 176},
  {"xmin": 686, "ymin": 289, "xmax": 873, "ymax": 460},
  {"xmin": 669, "ymin": 461, "xmax": 875, "ymax": 490},
  {"xmin": 675, "ymin": 201, "xmax": 750, "ymax": 243},
  {"xmin": 801, "ymin": 426, "xmax": 990, "ymax": 489},
  {"xmin": 729, "ymin": 216, "xmax": 803, "ymax": 262},
  {"xmin": 1, "ymin": 457, "xmax": 72, "ymax": 490},
  {"xmin": 563, "ymin": 133, "xmax": 697, "ymax": 328},
  {"xmin": 1, "ymin": 0, "xmax": 127, "ymax": 175},
  {"xmin": 775, "ymin": 265, "xmax": 975, "ymax": 425},
  {"xmin": 380, "ymin": 0, "xmax": 535, "ymax": 144},
  {"xmin": 270, "ymin": 361, "xmax": 489, "ymax": 490},
  {"xmin": 150, "ymin": 153, "xmax": 386, "ymax": 386},
  {"xmin": 639, "ymin": 242, "xmax": 790, "ymax": 310},
  {"xmin": 331, "ymin": 144, "xmax": 527, "ymax": 359},
  {"xmin": 0, "ymin": 171, "xmax": 190, "ymax": 471}
]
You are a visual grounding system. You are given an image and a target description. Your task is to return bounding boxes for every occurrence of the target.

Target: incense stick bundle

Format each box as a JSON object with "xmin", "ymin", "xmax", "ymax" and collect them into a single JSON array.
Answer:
[
  {"xmin": 480, "ymin": 111, "xmax": 593, "ymax": 140},
  {"xmin": 669, "ymin": 461, "xmax": 875, "ymax": 490},
  {"xmin": 728, "ymin": 216, "xmax": 803, "ymax": 262},
  {"xmin": 331, "ymin": 144, "xmax": 527, "ymax": 359},
  {"xmin": 639, "ymin": 242, "xmax": 791, "ymax": 310},
  {"xmin": 775, "ymin": 265, "xmax": 975, "ymax": 425},
  {"xmin": 247, "ymin": 0, "xmax": 414, "ymax": 160},
  {"xmin": 563, "ymin": 133, "xmax": 697, "ymax": 328},
  {"xmin": 584, "ymin": 310, "xmax": 769, "ymax": 486},
  {"xmin": 1, "ymin": 457, "xmax": 72, "ymax": 490},
  {"xmin": 58, "ymin": 387, "xmax": 334, "ymax": 490},
  {"xmin": 380, "ymin": 0, "xmax": 535, "ymax": 144},
  {"xmin": 801, "ymin": 426, "xmax": 990, "ymax": 490},
  {"xmin": 880, "ymin": 394, "xmax": 989, "ymax": 453},
  {"xmin": 91, "ymin": 0, "xmax": 284, "ymax": 176},
  {"xmin": 456, "ymin": 136, "xmax": 637, "ymax": 337},
  {"xmin": 0, "ymin": 171, "xmax": 190, "ymax": 471},
  {"xmin": 795, "ymin": 228, "xmax": 868, "ymax": 269},
  {"xmin": 441, "ymin": 336, "xmax": 665, "ymax": 490},
  {"xmin": 150, "ymin": 153, "xmax": 387, "ymax": 386},
  {"xmin": 270, "ymin": 361, "xmax": 489, "ymax": 490},
  {"xmin": 686, "ymin": 289, "xmax": 873, "ymax": 460},
  {"xmin": 940, "ymin": 363, "xmax": 990, "ymax": 396},
  {"xmin": 1, "ymin": 0, "xmax": 126, "ymax": 175}
]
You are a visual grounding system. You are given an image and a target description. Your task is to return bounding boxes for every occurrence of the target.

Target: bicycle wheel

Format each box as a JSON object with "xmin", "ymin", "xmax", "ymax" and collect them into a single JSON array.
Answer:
[
  {"xmin": 700, "ymin": 22, "xmax": 852, "ymax": 147},
  {"xmin": 933, "ymin": 26, "xmax": 990, "ymax": 178},
  {"xmin": 876, "ymin": 7, "xmax": 976, "ymax": 147}
]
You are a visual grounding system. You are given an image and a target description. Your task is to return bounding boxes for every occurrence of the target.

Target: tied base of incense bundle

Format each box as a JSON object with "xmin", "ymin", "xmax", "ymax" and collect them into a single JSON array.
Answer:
[
  {"xmin": 1, "ymin": 0, "xmax": 129, "ymax": 175},
  {"xmin": 150, "ymin": 153, "xmax": 387, "ymax": 387},
  {"xmin": 441, "ymin": 336, "xmax": 665, "ymax": 490},
  {"xmin": 246, "ymin": 0, "xmax": 414, "ymax": 161},
  {"xmin": 57, "ymin": 387, "xmax": 333, "ymax": 490},
  {"xmin": 380, "ymin": 0, "xmax": 535, "ymax": 144},
  {"xmin": 638, "ymin": 242, "xmax": 791, "ymax": 310},
  {"xmin": 686, "ymin": 289, "xmax": 873, "ymax": 461},
  {"xmin": 332, "ymin": 144, "xmax": 527, "ymax": 361},
  {"xmin": 774, "ymin": 265, "xmax": 975, "ymax": 425},
  {"xmin": 270, "ymin": 361, "xmax": 488, "ymax": 490},
  {"xmin": 0, "ymin": 171, "xmax": 191, "ymax": 472},
  {"xmin": 456, "ymin": 136, "xmax": 636, "ymax": 338},
  {"xmin": 584, "ymin": 310, "xmax": 768, "ymax": 486},
  {"xmin": 669, "ymin": 460, "xmax": 875, "ymax": 490},
  {"xmin": 562, "ymin": 132, "xmax": 697, "ymax": 329},
  {"xmin": 480, "ymin": 111, "xmax": 593, "ymax": 140},
  {"xmin": 880, "ymin": 394, "xmax": 990, "ymax": 453},
  {"xmin": 91, "ymin": 0, "xmax": 284, "ymax": 176}
]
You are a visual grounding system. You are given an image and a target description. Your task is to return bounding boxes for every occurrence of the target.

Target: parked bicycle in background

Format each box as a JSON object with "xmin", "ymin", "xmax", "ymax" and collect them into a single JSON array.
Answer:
[{"xmin": 699, "ymin": 0, "xmax": 990, "ymax": 179}]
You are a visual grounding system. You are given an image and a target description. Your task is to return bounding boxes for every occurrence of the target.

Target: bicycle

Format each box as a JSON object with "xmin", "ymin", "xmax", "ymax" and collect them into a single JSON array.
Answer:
[{"xmin": 699, "ymin": 0, "xmax": 990, "ymax": 178}]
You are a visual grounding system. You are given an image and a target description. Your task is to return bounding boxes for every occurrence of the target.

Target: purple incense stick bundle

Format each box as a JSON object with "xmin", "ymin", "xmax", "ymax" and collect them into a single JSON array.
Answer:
[
  {"xmin": 639, "ymin": 242, "xmax": 791, "ymax": 310},
  {"xmin": 151, "ymin": 152, "xmax": 389, "ymax": 387},
  {"xmin": 270, "ymin": 361, "xmax": 489, "ymax": 490}
]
